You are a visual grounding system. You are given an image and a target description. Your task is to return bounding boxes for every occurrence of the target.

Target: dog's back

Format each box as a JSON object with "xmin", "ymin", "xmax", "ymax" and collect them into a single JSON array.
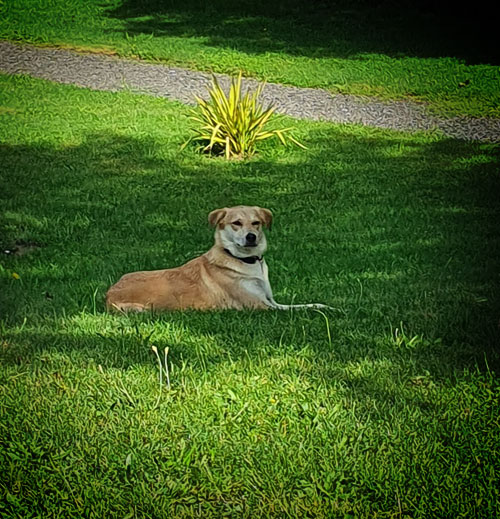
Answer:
[{"xmin": 107, "ymin": 255, "xmax": 210, "ymax": 311}]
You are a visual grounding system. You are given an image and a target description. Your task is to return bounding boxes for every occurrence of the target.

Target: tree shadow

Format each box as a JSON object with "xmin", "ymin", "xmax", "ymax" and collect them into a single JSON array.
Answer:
[
  {"xmin": 2, "ymin": 122, "xmax": 499, "ymax": 518},
  {"xmin": 105, "ymin": 0, "xmax": 498, "ymax": 64},
  {"xmin": 1, "ymin": 127, "xmax": 499, "ymax": 383}
]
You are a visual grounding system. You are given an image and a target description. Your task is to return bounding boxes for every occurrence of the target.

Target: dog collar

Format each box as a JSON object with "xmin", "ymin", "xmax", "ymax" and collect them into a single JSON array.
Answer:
[{"xmin": 224, "ymin": 248, "xmax": 262, "ymax": 264}]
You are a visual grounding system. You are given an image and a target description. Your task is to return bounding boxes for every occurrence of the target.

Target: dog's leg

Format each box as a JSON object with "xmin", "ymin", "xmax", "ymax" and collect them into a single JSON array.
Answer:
[
  {"xmin": 109, "ymin": 302, "xmax": 149, "ymax": 313},
  {"xmin": 265, "ymin": 299, "xmax": 333, "ymax": 310},
  {"xmin": 258, "ymin": 263, "xmax": 332, "ymax": 310},
  {"xmin": 275, "ymin": 302, "xmax": 333, "ymax": 310}
]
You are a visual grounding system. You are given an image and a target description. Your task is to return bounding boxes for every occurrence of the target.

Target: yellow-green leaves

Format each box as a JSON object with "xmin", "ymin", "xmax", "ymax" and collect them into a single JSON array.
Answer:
[{"xmin": 183, "ymin": 72, "xmax": 305, "ymax": 159}]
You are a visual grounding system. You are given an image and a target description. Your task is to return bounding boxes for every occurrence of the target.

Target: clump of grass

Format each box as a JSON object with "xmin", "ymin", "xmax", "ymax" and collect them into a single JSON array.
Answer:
[{"xmin": 183, "ymin": 72, "xmax": 305, "ymax": 159}]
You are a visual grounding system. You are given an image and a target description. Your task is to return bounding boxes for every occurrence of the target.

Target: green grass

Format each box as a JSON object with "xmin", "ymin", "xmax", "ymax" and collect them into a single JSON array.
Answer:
[
  {"xmin": 1, "ymin": 74, "xmax": 500, "ymax": 517},
  {"xmin": 1, "ymin": 0, "xmax": 500, "ymax": 118}
]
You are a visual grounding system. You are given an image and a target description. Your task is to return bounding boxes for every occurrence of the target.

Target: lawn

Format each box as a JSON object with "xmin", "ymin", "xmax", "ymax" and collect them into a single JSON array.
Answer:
[
  {"xmin": 0, "ymin": 73, "xmax": 499, "ymax": 517},
  {"xmin": 1, "ymin": 0, "xmax": 499, "ymax": 117}
]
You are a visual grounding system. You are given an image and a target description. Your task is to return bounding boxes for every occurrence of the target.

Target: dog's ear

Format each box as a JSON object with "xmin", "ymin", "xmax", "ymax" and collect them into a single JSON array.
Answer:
[
  {"xmin": 258, "ymin": 207, "xmax": 273, "ymax": 229},
  {"xmin": 208, "ymin": 208, "xmax": 227, "ymax": 227}
]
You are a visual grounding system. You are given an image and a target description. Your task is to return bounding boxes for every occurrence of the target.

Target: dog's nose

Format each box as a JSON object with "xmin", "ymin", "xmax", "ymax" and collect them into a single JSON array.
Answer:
[{"xmin": 246, "ymin": 233, "xmax": 257, "ymax": 244}]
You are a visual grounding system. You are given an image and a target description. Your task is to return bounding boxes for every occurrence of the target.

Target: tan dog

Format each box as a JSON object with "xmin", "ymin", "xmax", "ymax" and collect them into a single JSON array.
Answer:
[{"xmin": 106, "ymin": 206, "xmax": 329, "ymax": 312}]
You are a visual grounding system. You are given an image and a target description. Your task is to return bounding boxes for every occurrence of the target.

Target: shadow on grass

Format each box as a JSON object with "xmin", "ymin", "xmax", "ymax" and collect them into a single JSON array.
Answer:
[
  {"xmin": 1, "ymin": 129, "xmax": 499, "ymax": 382},
  {"xmin": 105, "ymin": 0, "xmax": 498, "ymax": 64}
]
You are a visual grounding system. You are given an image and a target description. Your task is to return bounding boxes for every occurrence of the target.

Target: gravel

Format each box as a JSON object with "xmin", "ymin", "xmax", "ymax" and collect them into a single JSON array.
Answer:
[{"xmin": 1, "ymin": 40, "xmax": 499, "ymax": 142}]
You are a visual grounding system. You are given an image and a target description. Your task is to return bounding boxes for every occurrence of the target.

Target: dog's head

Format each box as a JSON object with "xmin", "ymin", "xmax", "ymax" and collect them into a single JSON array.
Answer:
[{"xmin": 208, "ymin": 206, "xmax": 272, "ymax": 258}]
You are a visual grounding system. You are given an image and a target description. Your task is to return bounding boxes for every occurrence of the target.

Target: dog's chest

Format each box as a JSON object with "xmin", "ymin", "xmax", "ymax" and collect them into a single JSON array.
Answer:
[{"xmin": 238, "ymin": 261, "xmax": 272, "ymax": 302}]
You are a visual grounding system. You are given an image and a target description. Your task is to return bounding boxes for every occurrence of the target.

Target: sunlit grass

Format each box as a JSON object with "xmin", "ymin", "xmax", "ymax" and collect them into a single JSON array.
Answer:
[
  {"xmin": 1, "ymin": 0, "xmax": 499, "ymax": 117},
  {"xmin": 0, "ymin": 74, "xmax": 499, "ymax": 517}
]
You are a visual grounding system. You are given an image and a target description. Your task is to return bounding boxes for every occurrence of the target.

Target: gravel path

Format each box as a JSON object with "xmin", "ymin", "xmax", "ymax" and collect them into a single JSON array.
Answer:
[{"xmin": 1, "ymin": 40, "xmax": 499, "ymax": 142}]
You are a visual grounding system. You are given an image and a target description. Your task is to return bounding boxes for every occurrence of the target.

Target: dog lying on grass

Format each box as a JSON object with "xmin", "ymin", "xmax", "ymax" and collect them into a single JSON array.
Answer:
[{"xmin": 106, "ymin": 206, "xmax": 329, "ymax": 312}]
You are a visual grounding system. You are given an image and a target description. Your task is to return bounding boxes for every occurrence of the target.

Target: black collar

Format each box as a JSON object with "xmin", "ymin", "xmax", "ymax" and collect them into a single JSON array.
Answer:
[{"xmin": 224, "ymin": 248, "xmax": 262, "ymax": 264}]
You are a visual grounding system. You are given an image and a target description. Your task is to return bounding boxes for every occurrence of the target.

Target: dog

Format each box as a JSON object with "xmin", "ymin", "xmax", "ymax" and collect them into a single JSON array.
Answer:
[{"xmin": 106, "ymin": 206, "xmax": 329, "ymax": 312}]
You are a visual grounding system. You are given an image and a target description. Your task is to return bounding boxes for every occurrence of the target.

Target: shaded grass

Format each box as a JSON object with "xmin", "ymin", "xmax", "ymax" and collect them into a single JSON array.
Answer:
[
  {"xmin": 0, "ymin": 74, "xmax": 500, "ymax": 517},
  {"xmin": 1, "ymin": 0, "xmax": 499, "ymax": 117}
]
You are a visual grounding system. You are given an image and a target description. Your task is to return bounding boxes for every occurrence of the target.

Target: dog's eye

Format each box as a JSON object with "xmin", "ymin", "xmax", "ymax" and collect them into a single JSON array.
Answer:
[
  {"xmin": 252, "ymin": 221, "xmax": 260, "ymax": 226},
  {"xmin": 232, "ymin": 220, "xmax": 242, "ymax": 227}
]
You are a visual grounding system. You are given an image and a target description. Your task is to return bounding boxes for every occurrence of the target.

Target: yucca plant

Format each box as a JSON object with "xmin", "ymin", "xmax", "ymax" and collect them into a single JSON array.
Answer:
[{"xmin": 182, "ymin": 72, "xmax": 306, "ymax": 159}]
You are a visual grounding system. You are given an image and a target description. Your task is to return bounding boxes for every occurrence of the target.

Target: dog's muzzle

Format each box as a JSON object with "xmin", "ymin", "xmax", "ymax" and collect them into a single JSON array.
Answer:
[{"xmin": 245, "ymin": 233, "xmax": 257, "ymax": 246}]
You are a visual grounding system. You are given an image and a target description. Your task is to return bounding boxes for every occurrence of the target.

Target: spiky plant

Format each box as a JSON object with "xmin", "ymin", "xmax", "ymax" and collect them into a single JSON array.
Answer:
[{"xmin": 182, "ymin": 72, "xmax": 305, "ymax": 159}]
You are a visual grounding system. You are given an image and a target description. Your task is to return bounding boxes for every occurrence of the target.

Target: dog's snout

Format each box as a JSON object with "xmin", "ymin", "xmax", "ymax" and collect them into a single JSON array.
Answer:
[{"xmin": 246, "ymin": 233, "xmax": 257, "ymax": 244}]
